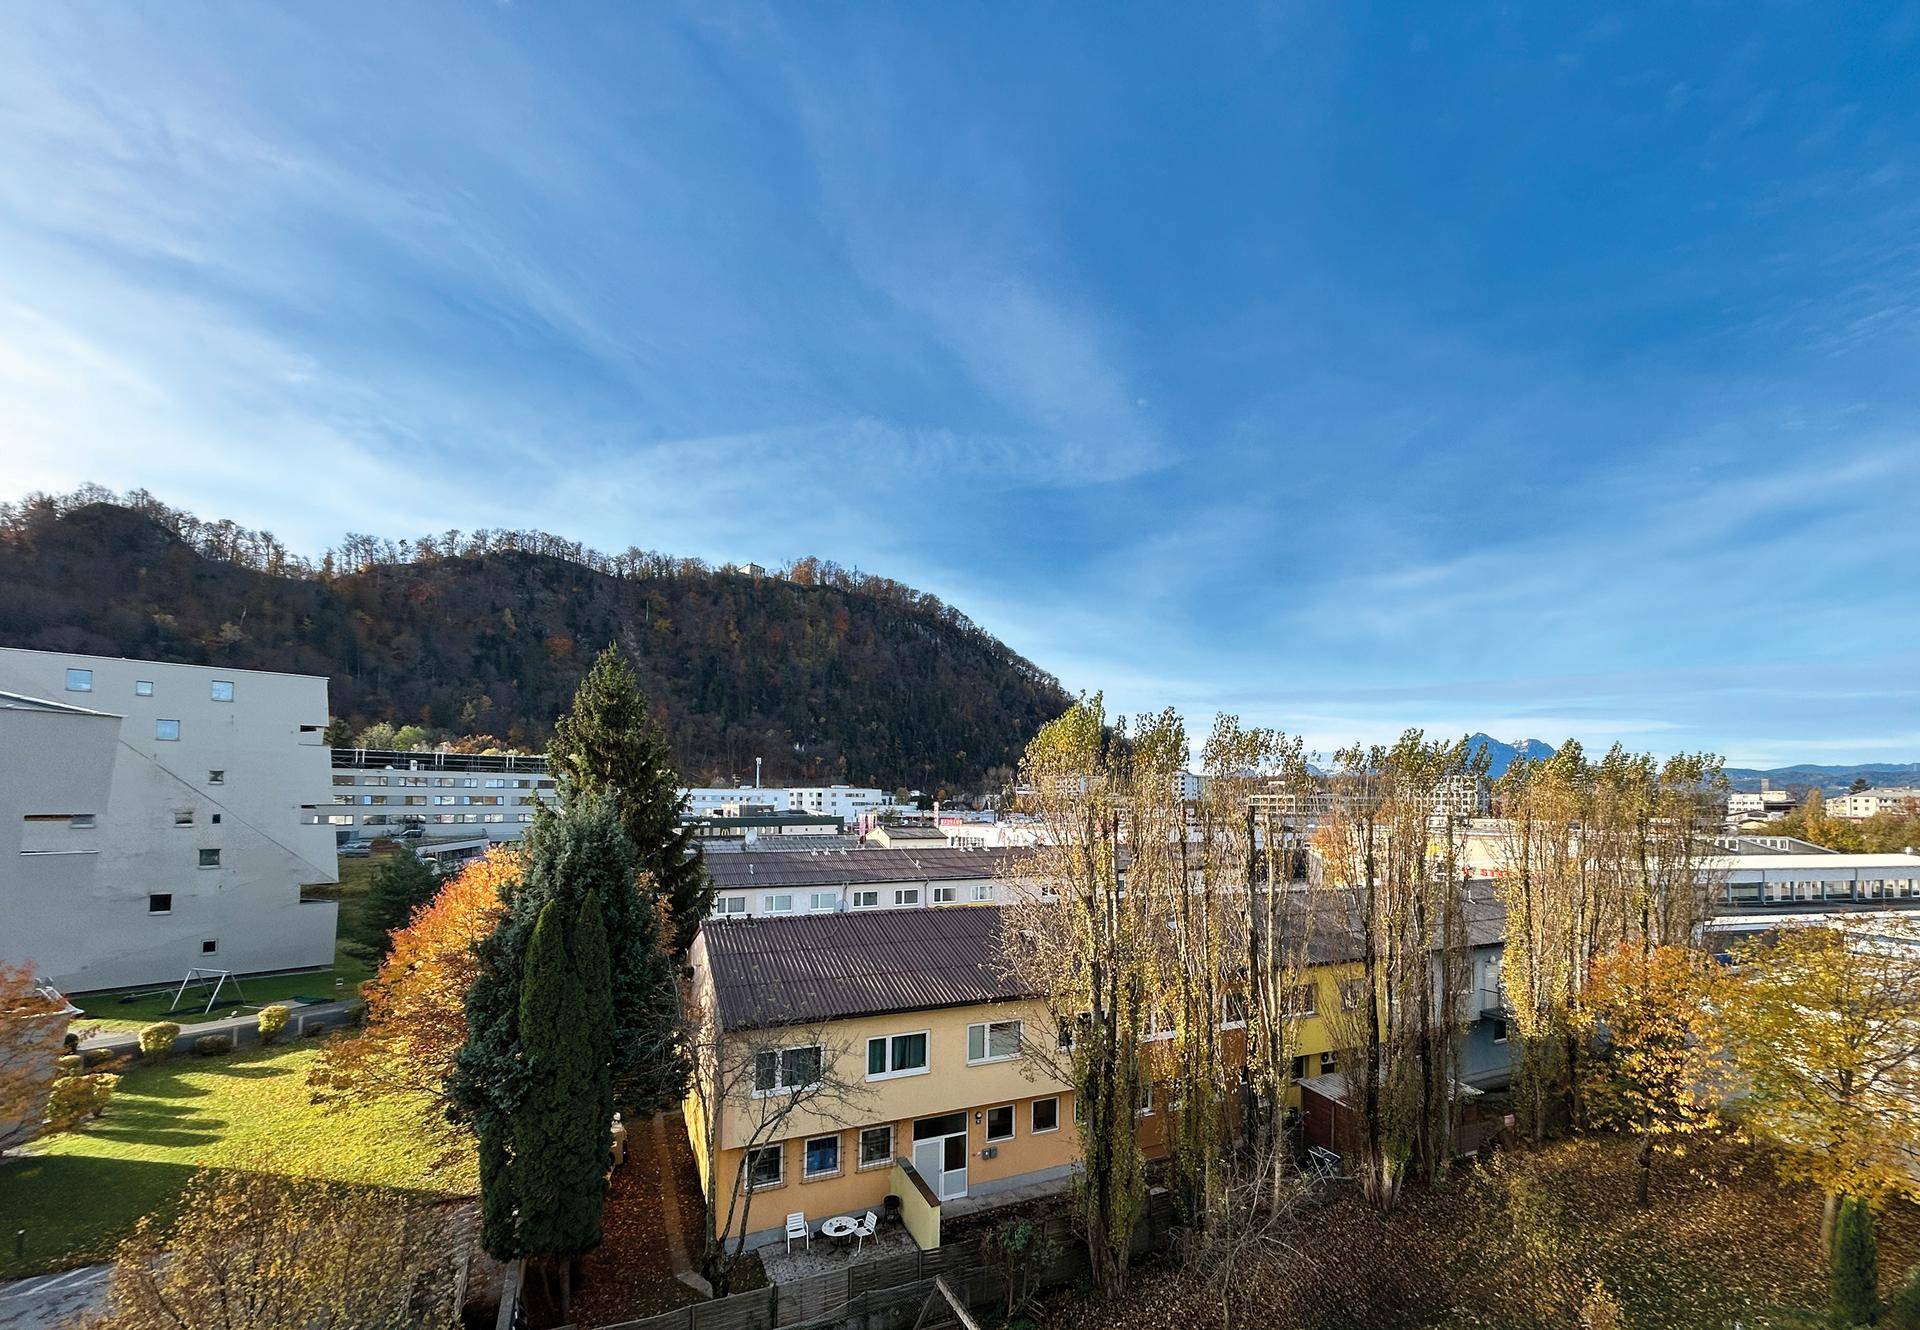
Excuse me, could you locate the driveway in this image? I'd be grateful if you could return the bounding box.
[0,1265,110,1330]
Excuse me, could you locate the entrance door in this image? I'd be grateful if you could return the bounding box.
[911,1113,969,1200]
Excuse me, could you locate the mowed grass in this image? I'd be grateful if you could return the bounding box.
[0,1039,475,1277]
[67,854,384,1031]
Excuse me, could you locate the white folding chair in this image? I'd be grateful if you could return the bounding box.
[853,1210,877,1254]
[785,1212,810,1253]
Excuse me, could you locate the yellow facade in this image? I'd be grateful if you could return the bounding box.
[686,960,1371,1244]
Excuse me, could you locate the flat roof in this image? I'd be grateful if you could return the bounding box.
[1721,853,1920,870]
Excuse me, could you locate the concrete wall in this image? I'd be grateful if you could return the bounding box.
[0,648,339,992]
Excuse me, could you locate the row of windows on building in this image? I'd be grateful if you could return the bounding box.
[742,1099,1065,1191]
[710,882,997,916]
[317,811,536,826]
[67,668,235,703]
[1727,879,1920,904]
[332,794,537,807]
[331,775,555,790]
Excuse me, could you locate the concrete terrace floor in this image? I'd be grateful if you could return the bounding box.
[757,1222,919,1284]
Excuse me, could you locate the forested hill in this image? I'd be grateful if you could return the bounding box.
[0,494,1070,791]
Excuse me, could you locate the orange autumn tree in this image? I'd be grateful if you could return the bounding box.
[1,962,73,1150]
[1579,942,1724,1205]
[309,848,517,1161]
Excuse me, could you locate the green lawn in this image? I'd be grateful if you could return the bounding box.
[0,1042,477,1277]
[68,854,386,1031]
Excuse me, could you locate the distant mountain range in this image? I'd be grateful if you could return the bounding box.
[1464,734,1558,779]
[1722,763,1920,794]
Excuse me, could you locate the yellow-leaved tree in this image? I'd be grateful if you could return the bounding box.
[1718,919,1920,1253]
[1579,941,1723,1205]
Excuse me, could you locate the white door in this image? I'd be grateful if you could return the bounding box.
[911,1133,968,1200]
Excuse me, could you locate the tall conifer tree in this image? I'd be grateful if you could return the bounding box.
[547,644,713,955]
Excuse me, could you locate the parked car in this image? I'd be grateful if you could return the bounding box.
[338,841,372,858]
[395,826,426,842]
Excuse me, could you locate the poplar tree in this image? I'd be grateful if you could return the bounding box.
[547,644,713,955]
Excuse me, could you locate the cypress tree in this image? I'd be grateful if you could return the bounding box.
[452,793,686,1263]
[547,644,713,955]
[512,900,604,1257]
[1832,1195,1881,1328]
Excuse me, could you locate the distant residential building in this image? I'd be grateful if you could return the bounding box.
[1727,786,1801,823]
[0,647,338,992]
[1173,771,1204,801]
[1825,787,1920,820]
[704,846,1026,918]
[327,747,558,843]
[683,811,845,847]
[863,822,950,849]
[682,784,904,823]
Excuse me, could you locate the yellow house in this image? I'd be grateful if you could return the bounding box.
[683,905,1376,1250]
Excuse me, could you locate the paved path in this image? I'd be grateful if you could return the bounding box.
[647,1112,711,1296]
[0,1265,111,1330]
[76,998,362,1059]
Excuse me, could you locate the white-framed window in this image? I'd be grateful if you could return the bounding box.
[65,668,93,693]
[1057,1012,1092,1051]
[1031,1096,1059,1134]
[851,889,880,909]
[970,882,992,902]
[155,719,181,741]
[985,1104,1014,1142]
[1287,983,1318,1017]
[714,895,747,916]
[967,1019,1022,1064]
[198,848,221,868]
[1138,1083,1154,1117]
[858,1124,894,1170]
[866,1031,929,1080]
[1222,992,1248,1029]
[148,893,172,914]
[209,680,234,702]
[766,894,795,914]
[932,885,959,904]
[746,1144,784,1190]
[808,891,838,913]
[134,680,154,697]
[1142,1007,1175,1042]
[894,887,921,907]
[754,1045,823,1096]
[174,809,194,826]
[803,1133,841,1179]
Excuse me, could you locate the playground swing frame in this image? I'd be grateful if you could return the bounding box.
[167,967,248,1016]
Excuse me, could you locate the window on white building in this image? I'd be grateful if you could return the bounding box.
[932,885,959,904]
[893,887,921,907]
[201,939,218,955]
[134,680,154,697]
[155,719,181,741]
[713,895,747,916]
[808,891,838,912]
[199,848,221,868]
[851,890,880,909]
[65,668,93,692]
[148,893,172,914]
[766,894,794,914]
[209,681,234,702]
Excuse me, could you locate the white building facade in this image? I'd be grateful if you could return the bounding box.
[327,748,558,843]
[1824,788,1920,819]
[0,648,338,993]
[682,783,904,822]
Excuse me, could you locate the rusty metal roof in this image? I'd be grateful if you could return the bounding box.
[699,906,1034,1031]
[704,845,1031,892]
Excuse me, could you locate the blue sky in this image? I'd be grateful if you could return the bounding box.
[3,3,1918,767]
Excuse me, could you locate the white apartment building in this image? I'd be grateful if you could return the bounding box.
[0,648,338,993]
[327,747,558,843]
[682,783,903,822]
[1824,787,1920,819]
[704,846,1029,918]
[1727,787,1800,822]
[1713,851,1920,912]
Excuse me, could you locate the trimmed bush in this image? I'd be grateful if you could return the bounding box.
[56,1054,83,1078]
[192,1034,233,1057]
[47,1072,117,1130]
[1885,1263,1920,1330]
[1831,1196,1880,1330]
[257,1004,291,1044]
[82,1046,118,1068]
[138,1022,181,1059]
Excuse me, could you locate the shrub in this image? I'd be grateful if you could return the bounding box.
[257,1004,292,1044]
[1886,1263,1920,1330]
[82,1046,118,1068]
[192,1034,233,1057]
[47,1073,118,1130]
[139,1022,181,1059]
[62,1031,80,1052]
[56,1054,83,1078]
[1831,1196,1880,1330]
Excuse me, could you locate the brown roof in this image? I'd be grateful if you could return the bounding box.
[704,846,1030,892]
[699,906,1034,1031]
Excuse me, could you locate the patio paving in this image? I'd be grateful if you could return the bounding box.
[758,1221,919,1284]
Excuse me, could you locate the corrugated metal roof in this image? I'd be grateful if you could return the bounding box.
[705,846,1031,891]
[701,906,1034,1030]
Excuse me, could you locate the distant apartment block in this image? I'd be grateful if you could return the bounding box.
[0,648,338,993]
[705,846,1027,918]
[683,784,905,823]
[1824,787,1920,819]
[326,747,558,843]
[1727,786,1800,822]
[1713,851,1920,913]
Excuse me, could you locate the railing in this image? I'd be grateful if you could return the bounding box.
[331,747,549,774]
